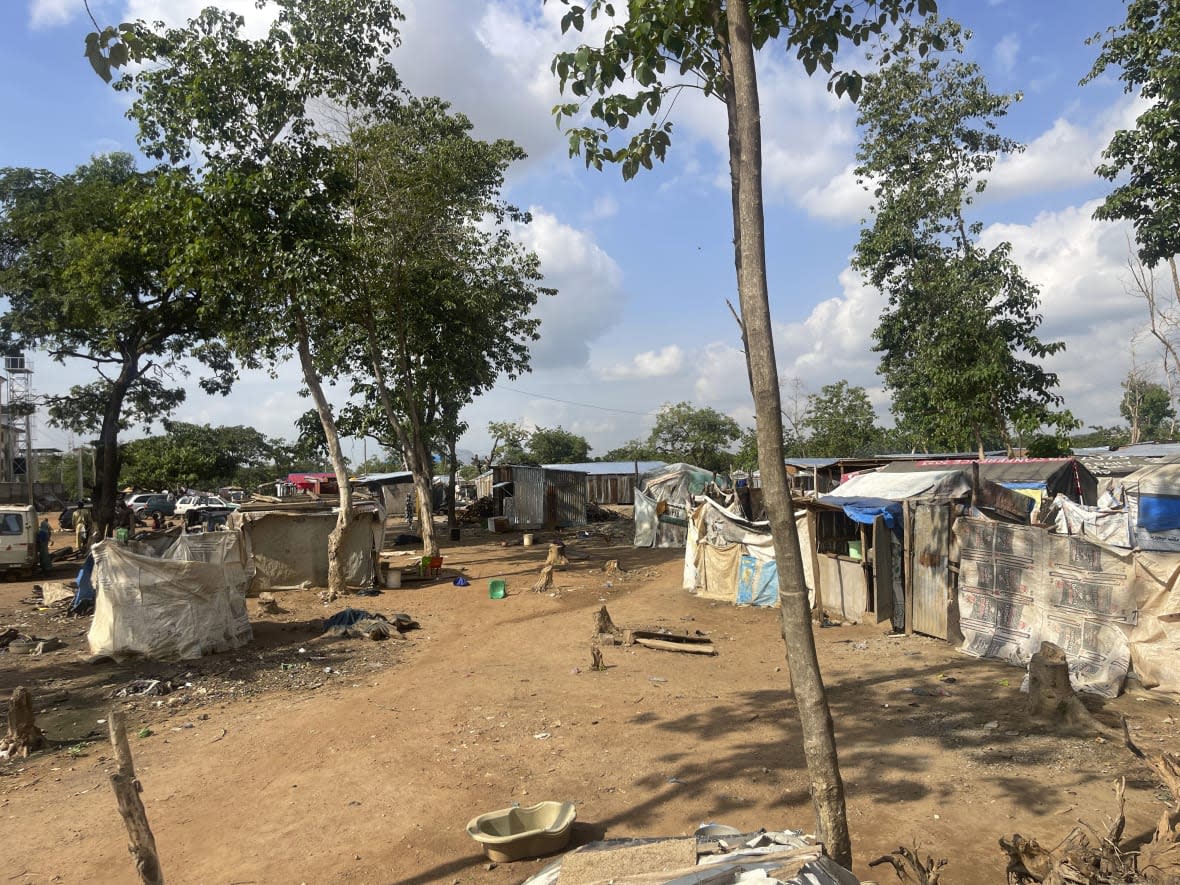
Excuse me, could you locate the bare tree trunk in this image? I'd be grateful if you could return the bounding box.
[93,360,138,541]
[725,0,851,868]
[294,306,353,600]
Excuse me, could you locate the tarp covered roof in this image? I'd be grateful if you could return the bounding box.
[825,468,971,502]
[352,471,413,485]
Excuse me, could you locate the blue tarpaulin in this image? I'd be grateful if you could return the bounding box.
[736,555,779,606]
[1136,493,1180,532]
[817,496,903,536]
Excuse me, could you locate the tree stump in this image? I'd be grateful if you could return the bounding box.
[532,565,555,593]
[604,559,625,581]
[2,687,45,758]
[544,543,568,568]
[590,645,605,671]
[1027,641,1097,729]
[593,605,619,637]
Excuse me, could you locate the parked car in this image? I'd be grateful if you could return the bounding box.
[175,494,239,516]
[128,494,175,519]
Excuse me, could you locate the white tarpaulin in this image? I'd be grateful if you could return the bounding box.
[826,469,970,501]
[955,517,1180,696]
[88,532,254,661]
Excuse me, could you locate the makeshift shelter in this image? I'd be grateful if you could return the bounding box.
[87,532,254,660]
[879,457,1098,507]
[808,469,1031,632]
[633,462,731,548]
[683,496,814,608]
[353,470,414,516]
[227,501,384,593]
[543,460,666,505]
[1124,462,1180,552]
[475,465,587,528]
[956,516,1180,696]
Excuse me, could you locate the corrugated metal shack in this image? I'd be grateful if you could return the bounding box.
[476,465,588,528]
[542,460,666,505]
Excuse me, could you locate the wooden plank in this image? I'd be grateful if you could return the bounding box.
[903,501,914,635]
[633,637,716,655]
[108,710,165,885]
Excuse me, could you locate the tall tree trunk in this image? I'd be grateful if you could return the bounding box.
[447,435,458,531]
[360,317,439,558]
[294,306,353,600]
[725,0,852,868]
[93,360,138,541]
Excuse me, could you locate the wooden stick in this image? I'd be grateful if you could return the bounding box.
[634,637,717,655]
[108,710,165,885]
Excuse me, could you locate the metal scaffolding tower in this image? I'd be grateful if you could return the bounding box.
[3,351,35,499]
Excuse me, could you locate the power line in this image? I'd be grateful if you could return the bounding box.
[492,384,659,417]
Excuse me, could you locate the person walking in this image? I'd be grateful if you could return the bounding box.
[36,518,51,574]
[73,500,93,555]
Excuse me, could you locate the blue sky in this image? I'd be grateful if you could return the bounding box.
[0,0,1149,462]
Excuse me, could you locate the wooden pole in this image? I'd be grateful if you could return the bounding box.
[108,710,165,885]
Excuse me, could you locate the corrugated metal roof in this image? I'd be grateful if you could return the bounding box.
[352,471,413,485]
[783,458,840,468]
[1109,443,1180,457]
[543,461,665,475]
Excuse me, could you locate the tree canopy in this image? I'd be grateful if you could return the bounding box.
[1121,373,1176,443]
[119,421,281,491]
[647,402,740,473]
[1086,0,1180,268]
[0,153,230,533]
[528,427,592,464]
[805,381,882,456]
[852,18,1071,456]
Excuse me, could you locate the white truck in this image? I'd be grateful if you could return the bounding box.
[0,504,37,580]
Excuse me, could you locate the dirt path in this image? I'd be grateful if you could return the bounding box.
[2,525,1177,884]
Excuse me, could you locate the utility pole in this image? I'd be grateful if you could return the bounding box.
[24,411,32,506]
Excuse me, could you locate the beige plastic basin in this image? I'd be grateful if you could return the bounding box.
[465,801,576,862]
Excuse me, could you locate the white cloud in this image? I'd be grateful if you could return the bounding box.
[587,195,619,221]
[993,33,1020,75]
[599,345,684,381]
[799,162,872,222]
[29,0,73,27]
[512,208,627,370]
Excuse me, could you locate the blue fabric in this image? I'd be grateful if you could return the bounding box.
[818,496,903,536]
[70,555,96,614]
[998,481,1047,490]
[736,555,779,607]
[324,608,384,628]
[1137,493,1180,532]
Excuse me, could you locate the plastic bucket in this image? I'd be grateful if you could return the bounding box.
[489,579,506,599]
[383,565,402,589]
[522,533,534,546]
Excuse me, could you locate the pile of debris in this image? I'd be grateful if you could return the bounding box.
[586,502,620,522]
[457,496,494,524]
[0,627,64,656]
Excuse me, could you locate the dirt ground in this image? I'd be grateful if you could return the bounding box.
[1,515,1178,885]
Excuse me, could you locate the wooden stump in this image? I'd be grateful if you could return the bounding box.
[544,543,569,568]
[593,605,619,637]
[590,645,605,671]
[1027,641,1097,729]
[532,565,555,593]
[604,559,624,581]
[2,687,45,758]
[108,710,165,885]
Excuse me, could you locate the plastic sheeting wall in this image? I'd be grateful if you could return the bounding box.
[229,510,383,593]
[88,532,253,660]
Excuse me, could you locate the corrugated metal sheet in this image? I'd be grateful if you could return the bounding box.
[585,473,637,504]
[545,468,588,527]
[510,466,546,526]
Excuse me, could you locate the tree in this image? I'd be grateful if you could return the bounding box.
[120,421,278,490]
[338,101,548,555]
[602,438,659,462]
[553,1,937,864]
[647,402,740,474]
[1121,372,1175,443]
[488,421,535,465]
[528,427,591,464]
[852,19,1072,458]
[0,155,229,536]
[1086,1,1180,270]
[805,381,881,456]
[122,0,404,599]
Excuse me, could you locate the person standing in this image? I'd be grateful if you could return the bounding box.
[404,492,415,531]
[36,518,51,574]
[74,500,93,555]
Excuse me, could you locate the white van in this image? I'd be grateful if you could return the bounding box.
[0,504,36,579]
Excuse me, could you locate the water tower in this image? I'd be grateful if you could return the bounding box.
[3,350,35,497]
